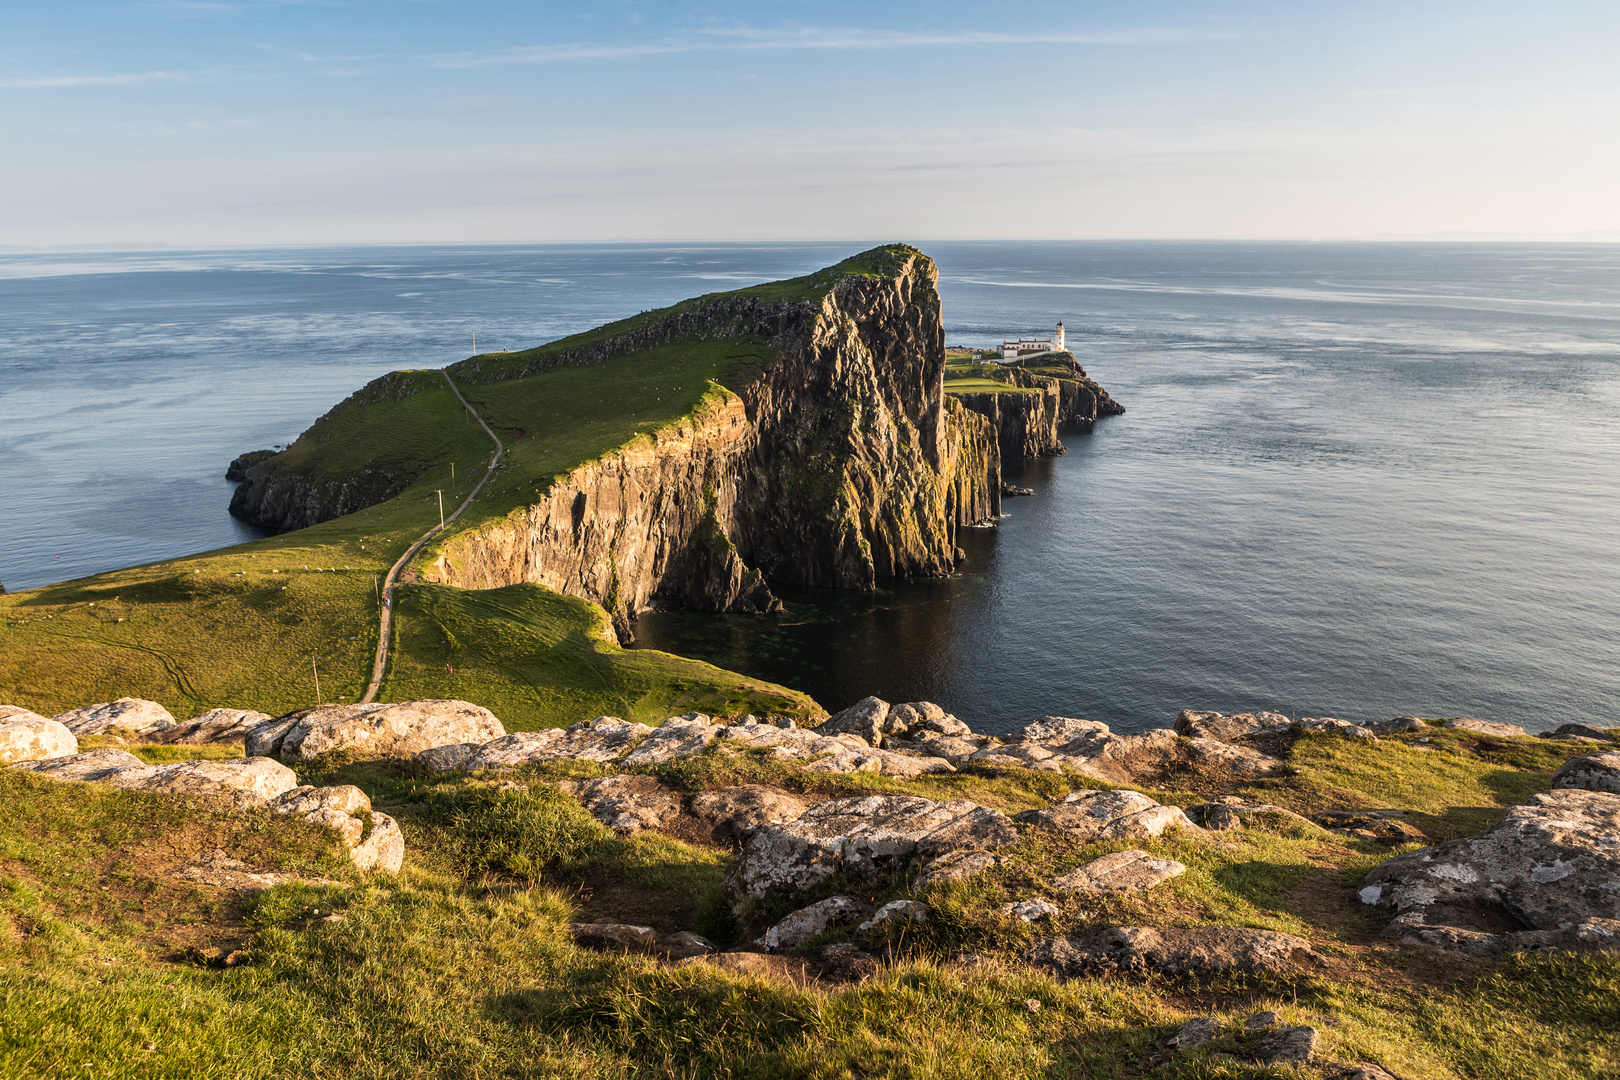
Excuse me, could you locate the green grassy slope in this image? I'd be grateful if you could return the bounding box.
[0,332,813,725]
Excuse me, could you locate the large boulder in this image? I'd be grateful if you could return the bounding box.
[724,794,1018,901]
[1017,789,1198,840]
[146,708,276,746]
[1174,710,1291,741]
[1361,788,1620,955]
[350,813,405,873]
[1028,926,1320,978]
[619,714,719,765]
[0,714,77,764]
[689,785,810,847]
[758,896,864,951]
[816,697,895,745]
[717,722,955,778]
[10,748,151,783]
[14,751,297,805]
[562,775,683,836]
[1551,753,1620,794]
[1053,850,1187,894]
[280,700,505,761]
[52,698,176,736]
[460,717,651,769]
[0,705,50,723]
[1443,718,1527,738]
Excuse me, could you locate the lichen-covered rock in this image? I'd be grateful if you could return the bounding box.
[169,849,323,891]
[659,931,718,959]
[817,697,893,745]
[1551,753,1620,794]
[689,785,810,846]
[110,756,299,804]
[1188,796,1318,832]
[52,698,176,736]
[570,923,659,951]
[914,849,1003,888]
[724,794,1017,900]
[1018,789,1198,840]
[1028,926,1320,978]
[758,896,864,951]
[1053,850,1187,893]
[146,708,276,746]
[0,706,50,724]
[564,775,683,836]
[0,714,77,764]
[1248,1026,1319,1065]
[245,716,301,757]
[1174,710,1291,741]
[281,699,505,761]
[717,722,953,778]
[1443,718,1527,738]
[619,714,718,765]
[858,899,927,932]
[10,748,150,783]
[350,813,404,873]
[1545,723,1616,741]
[1312,809,1426,844]
[273,784,371,817]
[1001,898,1059,922]
[414,742,481,772]
[1296,716,1377,740]
[1367,716,1429,735]
[465,717,651,769]
[1361,788,1620,954]
[1160,1017,1218,1052]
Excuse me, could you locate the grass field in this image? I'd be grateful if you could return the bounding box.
[2,722,1616,1078]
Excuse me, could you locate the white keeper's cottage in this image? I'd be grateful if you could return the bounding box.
[1000,322,1065,360]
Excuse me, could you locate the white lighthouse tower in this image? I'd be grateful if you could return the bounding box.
[1055,321,1065,351]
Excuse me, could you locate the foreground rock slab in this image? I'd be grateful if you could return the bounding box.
[1053,850,1187,894]
[1029,926,1320,978]
[759,896,864,951]
[1362,787,1620,956]
[1018,789,1198,839]
[146,708,276,746]
[52,698,176,737]
[0,713,77,764]
[170,849,334,891]
[724,794,1017,900]
[279,699,505,760]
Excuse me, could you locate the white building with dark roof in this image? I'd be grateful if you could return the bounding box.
[1000,322,1065,360]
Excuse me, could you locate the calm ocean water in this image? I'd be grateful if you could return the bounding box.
[3,242,1617,733]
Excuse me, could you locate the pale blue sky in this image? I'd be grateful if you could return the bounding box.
[3,1,1618,245]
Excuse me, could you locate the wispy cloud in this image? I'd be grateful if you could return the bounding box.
[0,71,183,89]
[435,23,1226,68]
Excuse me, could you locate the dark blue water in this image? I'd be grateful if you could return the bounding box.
[4,243,1618,733]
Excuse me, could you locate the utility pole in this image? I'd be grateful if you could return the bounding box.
[373,574,380,605]
[436,489,444,529]
[311,657,322,707]
[450,462,455,481]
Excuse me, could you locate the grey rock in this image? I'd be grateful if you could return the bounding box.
[1244,1010,1280,1028]
[146,708,275,746]
[1189,796,1317,832]
[245,717,300,758]
[414,742,481,773]
[913,849,1002,889]
[350,813,404,873]
[1547,723,1616,741]
[0,714,77,764]
[1160,1017,1218,1052]
[619,714,717,766]
[1183,737,1286,777]
[464,717,652,769]
[1053,850,1186,893]
[570,922,659,951]
[717,722,954,778]
[1343,1066,1402,1080]
[271,783,371,817]
[52,698,176,736]
[1174,709,1292,741]
[565,775,683,836]
[1361,788,1620,954]
[1028,926,1320,978]
[1551,752,1620,794]
[688,785,810,846]
[1297,716,1378,740]
[169,849,326,891]
[758,896,864,951]
[281,699,505,761]
[816,696,893,746]
[0,705,49,724]
[724,794,1017,900]
[1000,897,1059,921]
[1443,718,1527,738]
[1367,716,1428,735]
[1248,1025,1318,1065]
[10,748,149,783]
[1019,789,1198,840]
[858,899,928,932]
[659,930,717,959]
[1312,809,1426,844]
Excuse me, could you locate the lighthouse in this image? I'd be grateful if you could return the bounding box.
[1055,321,1065,351]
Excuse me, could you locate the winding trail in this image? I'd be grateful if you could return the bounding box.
[358,369,505,705]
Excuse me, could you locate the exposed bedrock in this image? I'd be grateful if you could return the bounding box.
[947,353,1126,463]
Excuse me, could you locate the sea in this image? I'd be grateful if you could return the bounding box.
[3,242,1617,734]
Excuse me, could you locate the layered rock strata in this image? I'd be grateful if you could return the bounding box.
[947,354,1124,462]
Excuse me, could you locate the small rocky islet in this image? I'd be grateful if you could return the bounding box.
[4,692,1618,1073]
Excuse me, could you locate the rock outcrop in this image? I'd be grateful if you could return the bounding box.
[1028,926,1321,979]
[723,794,1018,901]
[0,711,77,764]
[51,698,176,737]
[946,353,1124,462]
[261,700,506,761]
[11,750,402,871]
[146,708,277,746]
[1360,787,1620,956]
[1052,850,1187,894]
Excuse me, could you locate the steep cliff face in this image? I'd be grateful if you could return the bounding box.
[947,353,1126,463]
[424,391,778,638]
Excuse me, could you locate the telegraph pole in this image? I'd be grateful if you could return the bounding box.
[311,657,322,707]
[436,490,444,529]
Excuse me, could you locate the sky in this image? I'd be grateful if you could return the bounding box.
[3,0,1619,247]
